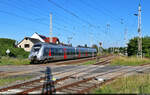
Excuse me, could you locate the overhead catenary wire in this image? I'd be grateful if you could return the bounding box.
[0,9,69,32]
[48,0,96,27]
[19,0,88,42]
[0,0,73,31]
[19,0,76,26]
[79,0,125,25]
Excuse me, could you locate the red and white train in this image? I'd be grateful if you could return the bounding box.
[29,42,97,64]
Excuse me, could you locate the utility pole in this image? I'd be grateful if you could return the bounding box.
[124,27,128,56]
[137,3,142,59]
[106,23,110,34]
[50,13,53,43]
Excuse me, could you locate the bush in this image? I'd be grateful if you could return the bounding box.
[0,38,29,58]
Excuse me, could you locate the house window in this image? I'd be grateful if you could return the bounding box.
[24,44,30,48]
[19,45,21,48]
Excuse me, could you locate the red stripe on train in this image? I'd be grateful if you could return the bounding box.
[78,49,81,58]
[86,51,88,56]
[64,48,67,59]
[49,48,51,56]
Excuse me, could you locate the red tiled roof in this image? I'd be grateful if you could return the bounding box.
[37,33,59,44]
[44,37,59,43]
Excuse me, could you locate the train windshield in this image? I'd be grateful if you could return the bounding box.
[32,44,41,52]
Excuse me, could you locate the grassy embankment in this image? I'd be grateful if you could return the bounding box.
[0,38,30,65]
[93,74,150,94]
[82,56,150,66]
[0,57,30,65]
[111,56,150,66]
[93,56,150,94]
[0,76,33,86]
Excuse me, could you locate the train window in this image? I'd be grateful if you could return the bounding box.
[61,48,64,55]
[32,44,41,52]
[55,48,59,56]
[77,50,79,55]
[70,49,72,55]
[58,48,62,56]
[43,48,49,56]
[72,49,75,55]
[67,49,69,55]
[73,50,75,55]
[69,49,71,55]
[68,49,70,55]
[51,48,54,56]
[58,48,60,56]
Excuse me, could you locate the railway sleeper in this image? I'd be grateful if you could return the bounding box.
[77,83,95,88]
[60,89,77,94]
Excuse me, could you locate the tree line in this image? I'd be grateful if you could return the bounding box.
[92,36,150,58]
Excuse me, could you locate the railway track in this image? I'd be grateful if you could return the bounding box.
[44,54,112,65]
[94,55,115,65]
[0,55,115,94]
[1,64,150,94]
[2,55,149,94]
[0,56,99,78]
[48,65,150,94]
[9,66,125,94]
[0,65,103,94]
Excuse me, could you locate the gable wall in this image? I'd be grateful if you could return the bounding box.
[31,33,45,42]
[17,39,34,52]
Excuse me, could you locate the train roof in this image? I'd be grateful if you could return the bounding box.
[34,42,96,50]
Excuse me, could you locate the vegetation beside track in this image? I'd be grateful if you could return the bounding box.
[0,76,33,86]
[111,56,150,66]
[82,60,96,65]
[0,38,29,58]
[93,74,150,94]
[0,57,30,65]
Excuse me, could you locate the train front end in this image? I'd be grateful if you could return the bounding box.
[28,43,43,63]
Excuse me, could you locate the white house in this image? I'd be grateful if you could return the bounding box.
[17,37,41,52]
[31,32,45,42]
[17,32,60,52]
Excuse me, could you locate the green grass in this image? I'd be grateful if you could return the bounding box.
[0,57,30,65]
[93,74,150,94]
[82,60,97,65]
[111,56,150,66]
[0,76,33,86]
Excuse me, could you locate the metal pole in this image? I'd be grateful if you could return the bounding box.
[50,13,53,43]
[138,4,142,59]
[124,27,128,56]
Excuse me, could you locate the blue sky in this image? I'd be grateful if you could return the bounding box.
[0,0,149,48]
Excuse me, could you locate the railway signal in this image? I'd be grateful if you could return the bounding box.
[99,42,103,55]
[6,49,10,56]
[42,67,56,94]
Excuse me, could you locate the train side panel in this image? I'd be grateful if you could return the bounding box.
[29,43,97,64]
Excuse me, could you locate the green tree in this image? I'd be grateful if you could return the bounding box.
[92,44,98,52]
[127,36,150,57]
[0,38,29,58]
